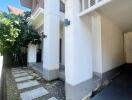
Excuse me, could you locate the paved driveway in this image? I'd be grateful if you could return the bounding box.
[92,70,132,100]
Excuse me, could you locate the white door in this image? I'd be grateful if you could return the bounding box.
[124,32,132,63]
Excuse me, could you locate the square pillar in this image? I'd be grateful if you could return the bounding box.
[91,13,103,77]
[27,44,37,66]
[0,56,3,78]
[43,0,60,81]
[65,0,93,100]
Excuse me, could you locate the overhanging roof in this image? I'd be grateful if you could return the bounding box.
[8,5,24,15]
[20,0,32,8]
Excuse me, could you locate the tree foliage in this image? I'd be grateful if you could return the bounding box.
[0,12,40,54]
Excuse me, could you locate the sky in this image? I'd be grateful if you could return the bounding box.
[0,0,30,12]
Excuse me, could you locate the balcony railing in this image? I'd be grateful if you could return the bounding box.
[31,0,44,15]
[81,0,103,11]
[80,0,111,16]
[31,1,65,15]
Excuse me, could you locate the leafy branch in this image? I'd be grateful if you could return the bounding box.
[0,12,40,54]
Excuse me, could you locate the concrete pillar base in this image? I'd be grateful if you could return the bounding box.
[43,68,59,81]
[66,78,101,100]
[27,62,35,67]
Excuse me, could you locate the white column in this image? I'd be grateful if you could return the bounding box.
[27,44,37,65]
[0,56,3,78]
[65,0,93,100]
[43,0,60,80]
[91,13,103,75]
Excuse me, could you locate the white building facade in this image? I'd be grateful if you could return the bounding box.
[21,0,132,99]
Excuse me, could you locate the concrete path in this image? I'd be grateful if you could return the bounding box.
[92,70,132,100]
[11,68,58,100]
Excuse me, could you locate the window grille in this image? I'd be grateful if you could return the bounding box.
[81,0,104,12]
[90,0,96,7]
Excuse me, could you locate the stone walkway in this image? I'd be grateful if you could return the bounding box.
[9,67,65,100]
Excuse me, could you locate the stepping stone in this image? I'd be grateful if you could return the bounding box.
[12,71,26,74]
[17,80,40,89]
[12,70,23,73]
[15,76,33,82]
[12,69,22,71]
[12,70,25,73]
[12,68,22,71]
[48,97,58,100]
[14,73,28,78]
[20,87,49,100]
[11,68,19,70]
[23,67,28,69]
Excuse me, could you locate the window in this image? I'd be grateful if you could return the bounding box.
[90,0,96,7]
[81,0,103,12]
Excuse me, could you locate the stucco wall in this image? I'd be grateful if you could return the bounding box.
[124,32,132,63]
[101,15,125,73]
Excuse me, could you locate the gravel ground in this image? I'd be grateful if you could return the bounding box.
[6,67,21,100]
[6,67,66,100]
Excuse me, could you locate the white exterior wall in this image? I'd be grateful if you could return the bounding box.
[101,15,125,73]
[87,12,125,74]
[91,13,125,74]
[27,44,37,63]
[65,0,93,86]
[124,32,132,63]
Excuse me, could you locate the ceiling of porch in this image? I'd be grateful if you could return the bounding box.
[97,0,132,32]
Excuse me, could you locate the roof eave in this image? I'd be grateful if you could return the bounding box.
[20,0,32,9]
